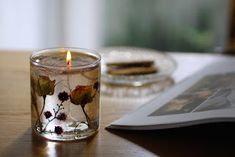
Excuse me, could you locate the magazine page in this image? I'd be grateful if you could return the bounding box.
[107,59,235,130]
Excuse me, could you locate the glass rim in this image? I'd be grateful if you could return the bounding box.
[30,47,101,71]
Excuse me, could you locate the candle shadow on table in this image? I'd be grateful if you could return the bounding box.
[107,122,235,157]
[1,128,96,157]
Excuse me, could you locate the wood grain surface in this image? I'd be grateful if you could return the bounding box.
[0,52,235,157]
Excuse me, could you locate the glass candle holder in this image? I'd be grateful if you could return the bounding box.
[30,48,100,141]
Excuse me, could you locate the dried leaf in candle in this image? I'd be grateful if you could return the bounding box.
[36,76,56,96]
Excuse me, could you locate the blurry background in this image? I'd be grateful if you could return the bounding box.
[0,0,230,52]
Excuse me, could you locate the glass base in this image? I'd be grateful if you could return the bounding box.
[33,123,98,141]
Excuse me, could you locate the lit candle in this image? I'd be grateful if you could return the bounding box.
[66,50,71,67]
[30,48,100,141]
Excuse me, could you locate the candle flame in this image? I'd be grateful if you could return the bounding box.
[66,50,71,67]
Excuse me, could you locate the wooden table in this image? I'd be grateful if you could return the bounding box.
[0,51,235,157]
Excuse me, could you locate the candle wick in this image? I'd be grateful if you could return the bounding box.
[66,50,72,68]
[67,61,71,67]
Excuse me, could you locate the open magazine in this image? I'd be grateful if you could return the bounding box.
[107,59,235,130]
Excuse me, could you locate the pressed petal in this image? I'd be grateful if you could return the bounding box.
[70,85,93,106]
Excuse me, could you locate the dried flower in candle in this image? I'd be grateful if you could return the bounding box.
[56,112,67,121]
[44,111,52,119]
[70,85,93,107]
[58,91,69,102]
[36,76,55,96]
[54,126,63,135]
